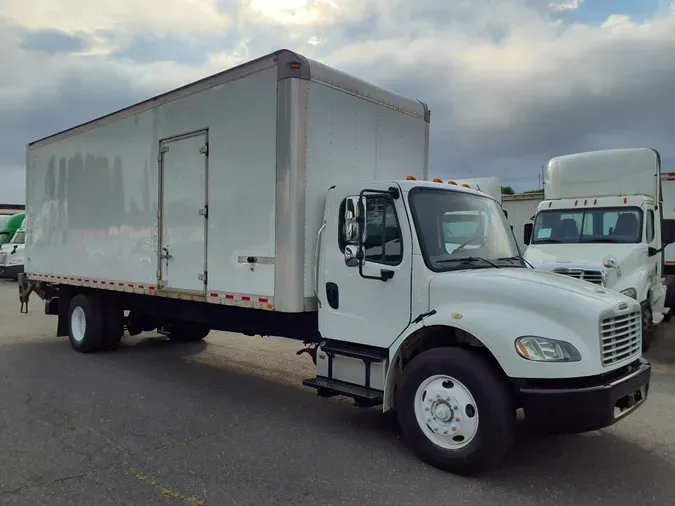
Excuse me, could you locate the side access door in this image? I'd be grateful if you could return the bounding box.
[319,184,413,348]
[157,130,209,294]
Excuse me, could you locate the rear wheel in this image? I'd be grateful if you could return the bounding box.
[395,347,515,476]
[68,294,105,353]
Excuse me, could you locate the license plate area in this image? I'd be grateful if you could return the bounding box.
[613,385,647,419]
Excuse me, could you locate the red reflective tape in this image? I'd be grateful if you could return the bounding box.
[128,284,133,287]
[259,298,268,303]
[93,280,98,284]
[138,285,144,288]
[225,294,234,300]
[241,296,251,301]
[118,283,124,286]
[210,292,219,297]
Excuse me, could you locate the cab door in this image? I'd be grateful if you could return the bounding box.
[645,204,666,314]
[318,184,413,348]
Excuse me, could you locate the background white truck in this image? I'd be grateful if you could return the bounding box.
[0,222,26,279]
[522,148,675,350]
[19,50,652,475]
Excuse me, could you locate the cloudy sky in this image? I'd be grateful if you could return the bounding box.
[1,0,674,202]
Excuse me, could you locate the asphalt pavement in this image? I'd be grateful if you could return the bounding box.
[1,278,675,505]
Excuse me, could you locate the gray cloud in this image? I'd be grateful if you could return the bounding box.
[1,1,675,202]
[19,28,90,54]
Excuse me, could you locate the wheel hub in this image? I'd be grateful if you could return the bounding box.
[414,375,479,449]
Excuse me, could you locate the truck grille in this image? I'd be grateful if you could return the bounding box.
[0,253,6,266]
[555,268,603,285]
[600,311,641,366]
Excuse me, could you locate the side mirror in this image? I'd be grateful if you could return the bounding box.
[524,223,533,245]
[503,209,508,219]
[663,219,675,246]
[344,196,367,244]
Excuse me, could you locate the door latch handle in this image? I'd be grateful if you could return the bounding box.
[160,247,172,260]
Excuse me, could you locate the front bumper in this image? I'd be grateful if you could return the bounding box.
[514,358,650,434]
[0,264,23,279]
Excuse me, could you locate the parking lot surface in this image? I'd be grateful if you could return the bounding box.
[2,278,675,505]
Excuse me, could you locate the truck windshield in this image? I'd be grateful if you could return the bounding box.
[10,231,25,244]
[0,233,8,245]
[532,207,642,244]
[409,187,523,271]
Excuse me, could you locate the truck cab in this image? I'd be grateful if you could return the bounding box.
[522,149,675,350]
[313,177,650,473]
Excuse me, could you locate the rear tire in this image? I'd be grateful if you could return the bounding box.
[395,347,515,476]
[68,294,105,353]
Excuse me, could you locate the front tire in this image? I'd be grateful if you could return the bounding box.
[395,347,515,476]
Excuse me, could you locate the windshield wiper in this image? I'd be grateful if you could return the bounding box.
[581,238,619,243]
[436,256,500,268]
[532,239,561,243]
[497,256,535,269]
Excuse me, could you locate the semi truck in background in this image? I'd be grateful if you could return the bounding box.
[0,220,26,279]
[18,50,652,475]
[0,212,24,245]
[522,148,675,350]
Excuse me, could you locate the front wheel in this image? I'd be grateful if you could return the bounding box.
[395,347,515,476]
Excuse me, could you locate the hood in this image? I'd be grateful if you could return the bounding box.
[524,243,640,269]
[429,266,635,324]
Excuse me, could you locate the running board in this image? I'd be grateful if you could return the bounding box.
[303,377,383,407]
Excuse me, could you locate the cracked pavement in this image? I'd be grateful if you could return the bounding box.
[2,279,675,505]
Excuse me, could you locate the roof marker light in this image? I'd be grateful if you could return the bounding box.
[406,175,417,181]
[433,178,443,183]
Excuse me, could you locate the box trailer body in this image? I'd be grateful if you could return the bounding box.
[502,192,544,252]
[523,148,675,349]
[20,51,652,476]
[25,50,429,324]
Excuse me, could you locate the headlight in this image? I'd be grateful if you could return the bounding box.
[515,336,581,362]
[8,258,23,266]
[620,287,637,299]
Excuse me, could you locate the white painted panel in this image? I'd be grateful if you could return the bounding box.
[26,109,159,283]
[303,81,428,299]
[200,67,278,297]
[546,148,659,200]
[26,66,278,299]
[159,132,207,292]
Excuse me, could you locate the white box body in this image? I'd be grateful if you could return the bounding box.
[24,50,430,313]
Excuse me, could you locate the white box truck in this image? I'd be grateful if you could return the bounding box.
[19,50,652,475]
[523,148,675,351]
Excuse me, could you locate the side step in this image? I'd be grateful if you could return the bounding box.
[302,377,383,407]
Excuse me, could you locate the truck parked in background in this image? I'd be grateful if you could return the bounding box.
[0,212,25,245]
[523,148,675,350]
[18,50,653,475]
[0,221,26,279]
